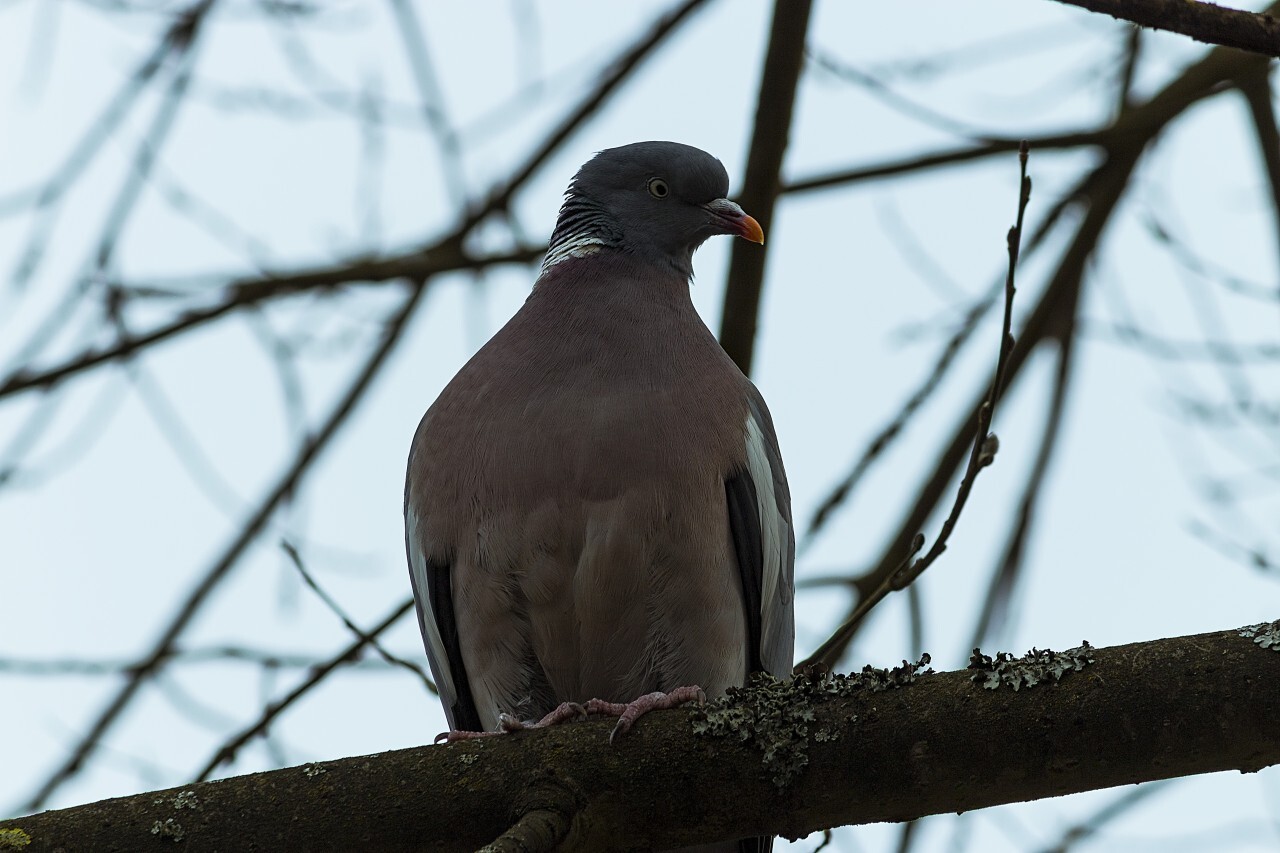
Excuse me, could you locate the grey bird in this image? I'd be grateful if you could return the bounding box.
[405,141,793,852]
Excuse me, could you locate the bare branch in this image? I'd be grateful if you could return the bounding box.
[717,0,813,374]
[1047,0,1280,57]
[781,131,1105,196]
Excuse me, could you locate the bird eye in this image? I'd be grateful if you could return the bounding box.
[647,177,669,199]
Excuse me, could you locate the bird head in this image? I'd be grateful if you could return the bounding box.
[544,141,763,278]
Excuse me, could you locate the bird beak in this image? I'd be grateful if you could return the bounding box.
[703,198,765,245]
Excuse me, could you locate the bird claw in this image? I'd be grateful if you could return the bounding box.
[434,728,500,744]
[434,689,703,745]
[583,685,706,743]
[435,702,589,744]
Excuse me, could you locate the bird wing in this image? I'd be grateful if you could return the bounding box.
[726,393,795,679]
[405,506,483,732]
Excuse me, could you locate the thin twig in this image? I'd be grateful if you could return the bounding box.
[190,598,416,782]
[280,541,435,693]
[968,319,1077,649]
[781,131,1104,196]
[800,143,1032,672]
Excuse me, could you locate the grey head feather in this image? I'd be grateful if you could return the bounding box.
[542,141,750,279]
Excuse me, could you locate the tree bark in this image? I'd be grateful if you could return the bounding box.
[4,624,1278,852]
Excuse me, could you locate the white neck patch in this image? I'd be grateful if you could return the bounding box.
[541,232,607,273]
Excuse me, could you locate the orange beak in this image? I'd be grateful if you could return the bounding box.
[704,198,765,244]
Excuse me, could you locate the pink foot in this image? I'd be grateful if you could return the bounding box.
[434,701,586,744]
[584,685,706,743]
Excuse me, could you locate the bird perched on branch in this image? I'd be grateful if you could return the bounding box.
[405,141,793,850]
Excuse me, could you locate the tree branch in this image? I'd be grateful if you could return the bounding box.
[1047,0,1280,56]
[6,624,1278,851]
[799,32,1274,670]
[13,0,716,813]
[718,0,813,374]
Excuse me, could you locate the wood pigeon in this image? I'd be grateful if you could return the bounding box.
[405,141,793,848]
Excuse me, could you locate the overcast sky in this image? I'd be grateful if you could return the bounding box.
[2,1,1278,849]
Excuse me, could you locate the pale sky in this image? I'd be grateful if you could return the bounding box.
[2,1,1278,850]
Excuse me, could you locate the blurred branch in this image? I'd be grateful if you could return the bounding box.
[1048,0,1280,56]
[459,0,710,231]
[1141,210,1280,300]
[1088,321,1280,362]
[16,0,714,812]
[7,626,1279,849]
[18,281,427,813]
[191,597,416,782]
[6,0,213,313]
[799,32,1275,671]
[807,49,999,141]
[1188,518,1278,574]
[782,130,1105,196]
[1234,65,1280,275]
[1,0,711,403]
[0,646,410,676]
[386,0,467,206]
[1036,781,1172,853]
[0,244,540,400]
[718,0,813,374]
[280,541,434,692]
[1115,25,1143,117]
[0,1,211,217]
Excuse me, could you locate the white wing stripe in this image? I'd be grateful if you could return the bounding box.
[406,506,457,711]
[745,413,788,669]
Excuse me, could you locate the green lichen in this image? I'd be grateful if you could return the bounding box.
[1239,620,1280,651]
[968,641,1094,690]
[150,818,185,842]
[302,763,327,778]
[691,655,932,789]
[153,790,201,811]
[458,752,479,766]
[0,827,32,850]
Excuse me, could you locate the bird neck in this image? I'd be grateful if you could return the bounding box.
[529,251,698,318]
[542,192,624,274]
